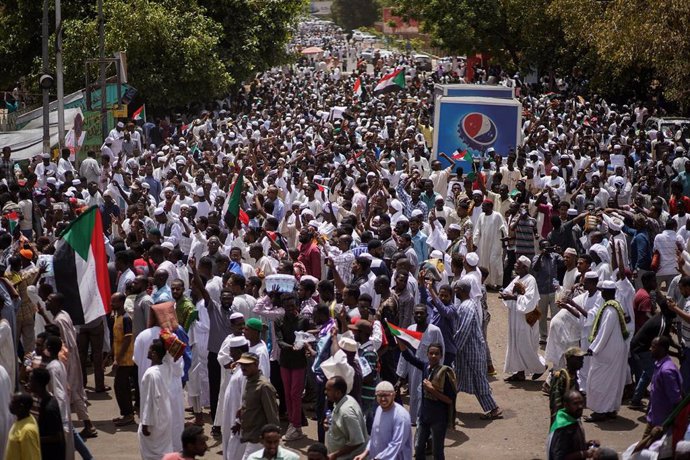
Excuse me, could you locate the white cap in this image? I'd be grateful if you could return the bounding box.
[517,255,531,266]
[472,190,483,196]
[599,280,616,290]
[117,121,125,128]
[228,336,248,347]
[153,207,165,216]
[449,223,461,231]
[608,217,623,232]
[196,188,205,197]
[430,250,444,259]
[338,337,358,353]
[564,248,577,256]
[465,252,479,266]
[229,312,244,321]
[410,209,424,218]
[584,271,599,279]
[161,242,174,250]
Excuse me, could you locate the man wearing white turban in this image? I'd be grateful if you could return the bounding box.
[500,256,545,381]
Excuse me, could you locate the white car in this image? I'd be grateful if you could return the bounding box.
[352,30,377,42]
[413,54,432,71]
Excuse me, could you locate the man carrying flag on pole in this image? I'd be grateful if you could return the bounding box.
[373,67,406,96]
[452,149,473,162]
[223,168,249,230]
[390,305,444,422]
[132,105,146,122]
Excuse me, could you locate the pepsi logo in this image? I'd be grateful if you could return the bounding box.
[458,113,498,148]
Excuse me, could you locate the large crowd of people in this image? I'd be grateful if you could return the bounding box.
[3,17,690,460]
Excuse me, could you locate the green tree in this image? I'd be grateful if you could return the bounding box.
[60,0,233,111]
[550,0,690,109]
[198,0,307,85]
[391,0,565,73]
[0,0,95,91]
[331,0,380,32]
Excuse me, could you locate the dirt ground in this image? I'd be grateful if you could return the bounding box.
[78,292,646,459]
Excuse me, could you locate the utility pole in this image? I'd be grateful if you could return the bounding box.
[56,0,65,147]
[41,0,51,154]
[99,0,108,141]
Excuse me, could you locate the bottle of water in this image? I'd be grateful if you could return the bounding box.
[325,409,333,426]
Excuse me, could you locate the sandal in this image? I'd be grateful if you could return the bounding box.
[80,427,98,438]
[504,372,525,382]
[583,412,607,423]
[480,408,504,420]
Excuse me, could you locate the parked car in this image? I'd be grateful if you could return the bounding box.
[413,53,432,71]
[645,117,690,143]
[352,30,377,42]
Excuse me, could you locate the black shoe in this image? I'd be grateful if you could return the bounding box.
[211,426,222,438]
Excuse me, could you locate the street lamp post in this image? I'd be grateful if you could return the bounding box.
[56,0,65,148]
[41,0,51,154]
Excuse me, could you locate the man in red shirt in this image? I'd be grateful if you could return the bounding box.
[669,181,690,216]
[297,226,322,279]
[633,271,657,333]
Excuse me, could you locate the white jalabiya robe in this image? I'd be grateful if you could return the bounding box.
[167,354,185,451]
[187,300,209,412]
[0,319,15,385]
[503,274,545,374]
[396,323,444,422]
[138,361,173,460]
[222,367,247,460]
[47,359,75,460]
[472,212,507,286]
[574,291,603,390]
[586,302,628,413]
[544,309,581,368]
[133,326,161,384]
[214,334,237,427]
[616,277,636,384]
[0,365,12,460]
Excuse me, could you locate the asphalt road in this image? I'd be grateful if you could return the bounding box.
[77,292,646,459]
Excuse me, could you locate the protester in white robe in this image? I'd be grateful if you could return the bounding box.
[459,253,484,319]
[133,325,162,384]
[395,304,444,422]
[0,364,12,460]
[501,256,545,380]
[585,281,629,420]
[167,352,185,451]
[221,336,250,460]
[187,298,210,422]
[546,252,583,368]
[576,273,604,391]
[0,315,15,386]
[472,200,507,287]
[138,339,173,460]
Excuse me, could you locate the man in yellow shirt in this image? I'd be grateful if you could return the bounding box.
[6,392,41,460]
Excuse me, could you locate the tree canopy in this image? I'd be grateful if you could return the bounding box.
[331,0,380,32]
[392,0,690,109]
[0,0,306,111]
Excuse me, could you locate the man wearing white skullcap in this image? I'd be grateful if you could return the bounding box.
[357,380,412,460]
[219,334,250,460]
[473,199,507,289]
[501,255,545,382]
[584,279,628,422]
